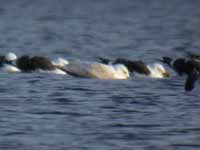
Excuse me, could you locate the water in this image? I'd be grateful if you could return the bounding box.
[0,0,200,149]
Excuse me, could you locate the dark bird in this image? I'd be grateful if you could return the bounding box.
[160,57,190,75]
[160,56,200,91]
[159,56,200,75]
[15,55,67,74]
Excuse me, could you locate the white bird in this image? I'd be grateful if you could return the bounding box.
[63,60,130,79]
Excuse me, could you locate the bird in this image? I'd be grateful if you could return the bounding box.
[160,56,200,75]
[15,55,67,75]
[98,57,170,78]
[61,60,130,79]
[159,55,200,91]
[0,52,67,75]
[159,56,194,76]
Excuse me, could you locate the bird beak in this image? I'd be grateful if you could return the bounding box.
[162,71,171,77]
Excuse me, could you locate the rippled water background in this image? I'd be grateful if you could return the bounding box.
[0,0,200,149]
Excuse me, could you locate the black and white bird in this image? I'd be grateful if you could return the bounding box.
[15,55,67,74]
[0,52,69,75]
[159,57,192,76]
[159,56,200,91]
[98,57,170,78]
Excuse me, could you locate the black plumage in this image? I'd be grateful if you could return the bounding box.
[16,55,55,72]
[98,57,150,75]
[0,55,12,67]
[185,70,199,91]
[161,57,195,76]
[161,56,200,91]
[113,58,150,75]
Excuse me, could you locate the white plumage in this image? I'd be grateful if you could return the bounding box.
[52,57,69,67]
[37,68,67,75]
[1,64,21,73]
[147,63,170,78]
[5,52,17,61]
[63,61,130,79]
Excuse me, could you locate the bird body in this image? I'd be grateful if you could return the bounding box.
[63,60,129,79]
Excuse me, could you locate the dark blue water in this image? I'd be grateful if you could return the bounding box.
[0,0,200,150]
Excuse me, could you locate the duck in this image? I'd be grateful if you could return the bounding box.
[160,56,200,75]
[15,55,67,75]
[159,56,200,91]
[61,60,130,79]
[0,52,68,75]
[159,57,191,76]
[98,57,170,78]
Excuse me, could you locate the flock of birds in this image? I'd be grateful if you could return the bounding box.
[0,52,200,92]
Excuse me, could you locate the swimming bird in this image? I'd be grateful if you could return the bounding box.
[159,57,190,75]
[98,57,170,78]
[16,55,67,75]
[62,60,130,79]
[160,56,200,91]
[160,56,200,76]
[0,53,66,74]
